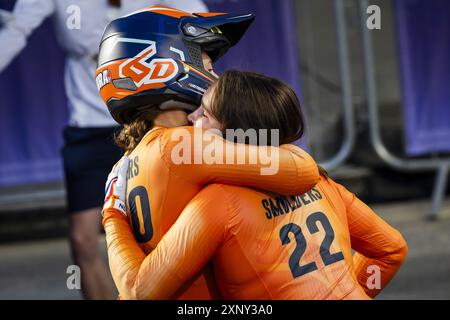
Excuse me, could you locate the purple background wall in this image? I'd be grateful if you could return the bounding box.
[0,0,68,186]
[395,0,450,156]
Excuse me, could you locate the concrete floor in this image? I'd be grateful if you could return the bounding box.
[373,199,450,300]
[0,198,449,300]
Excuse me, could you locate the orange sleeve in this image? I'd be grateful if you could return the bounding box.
[102,185,228,300]
[331,180,408,298]
[101,209,146,299]
[159,127,319,195]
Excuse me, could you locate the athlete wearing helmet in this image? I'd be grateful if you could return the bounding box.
[104,70,407,300]
[97,6,320,299]
[96,5,255,124]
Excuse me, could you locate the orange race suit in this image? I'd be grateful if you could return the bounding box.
[103,173,407,300]
[103,125,319,299]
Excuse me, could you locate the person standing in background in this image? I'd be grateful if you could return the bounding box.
[0,0,208,300]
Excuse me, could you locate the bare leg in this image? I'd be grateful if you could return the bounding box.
[69,207,115,300]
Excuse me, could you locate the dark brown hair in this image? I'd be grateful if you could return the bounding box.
[209,70,304,145]
[115,108,163,153]
[210,70,329,177]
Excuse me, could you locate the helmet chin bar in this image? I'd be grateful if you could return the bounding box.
[159,99,198,113]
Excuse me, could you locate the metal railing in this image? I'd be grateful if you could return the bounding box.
[359,0,450,219]
[0,182,66,212]
[319,0,356,171]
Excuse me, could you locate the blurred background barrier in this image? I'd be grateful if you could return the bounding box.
[359,0,450,218]
[0,0,67,187]
[395,0,450,156]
